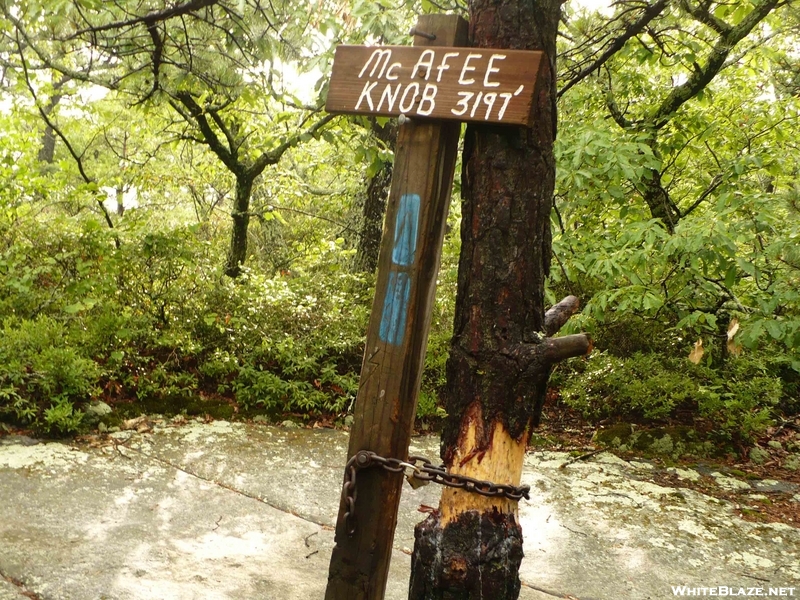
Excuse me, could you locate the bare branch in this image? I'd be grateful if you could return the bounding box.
[250,112,337,177]
[207,109,239,159]
[679,0,731,35]
[66,0,221,39]
[604,67,633,128]
[251,205,356,232]
[651,0,783,128]
[1,9,117,88]
[542,334,593,364]
[559,0,671,99]
[680,174,724,218]
[504,333,592,372]
[14,33,118,240]
[172,91,238,173]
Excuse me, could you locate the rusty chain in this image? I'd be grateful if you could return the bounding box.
[341,450,530,536]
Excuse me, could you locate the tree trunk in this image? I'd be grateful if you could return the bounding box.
[640,165,681,233]
[225,176,253,277]
[115,185,125,217]
[36,77,67,166]
[355,161,392,273]
[409,1,588,597]
[38,124,57,164]
[355,120,397,273]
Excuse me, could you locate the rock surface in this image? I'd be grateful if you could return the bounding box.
[0,422,797,600]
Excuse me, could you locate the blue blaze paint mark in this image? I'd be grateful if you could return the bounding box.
[379,271,411,346]
[377,193,420,346]
[391,194,420,267]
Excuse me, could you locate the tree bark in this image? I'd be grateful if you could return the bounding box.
[38,124,57,164]
[409,1,589,598]
[225,176,253,277]
[640,165,681,233]
[36,76,68,165]
[355,119,397,273]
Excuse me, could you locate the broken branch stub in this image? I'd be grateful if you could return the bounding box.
[533,295,591,365]
[543,334,593,364]
[544,294,581,336]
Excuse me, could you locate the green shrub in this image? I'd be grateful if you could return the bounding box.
[0,316,98,434]
[558,351,784,444]
[218,268,365,414]
[697,355,784,444]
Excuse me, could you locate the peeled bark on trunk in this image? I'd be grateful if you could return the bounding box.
[409,1,590,598]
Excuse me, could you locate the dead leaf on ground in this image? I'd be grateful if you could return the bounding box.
[122,416,150,432]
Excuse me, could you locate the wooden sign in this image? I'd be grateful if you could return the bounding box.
[326,45,543,126]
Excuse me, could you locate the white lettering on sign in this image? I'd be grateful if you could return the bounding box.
[355,80,378,110]
[417,84,438,116]
[378,83,402,111]
[451,83,524,120]
[386,62,401,81]
[436,52,460,82]
[411,49,435,80]
[359,49,393,79]
[484,55,505,87]
[458,53,482,85]
[399,82,420,113]
[482,92,497,119]
[332,47,538,122]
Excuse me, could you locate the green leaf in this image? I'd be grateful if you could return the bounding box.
[724,266,737,289]
[764,319,783,340]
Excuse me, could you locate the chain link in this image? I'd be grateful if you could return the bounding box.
[340,450,530,536]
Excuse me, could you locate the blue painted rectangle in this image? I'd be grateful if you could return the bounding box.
[391,193,420,267]
[379,271,411,346]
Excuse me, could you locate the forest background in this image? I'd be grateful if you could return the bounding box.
[0,0,798,458]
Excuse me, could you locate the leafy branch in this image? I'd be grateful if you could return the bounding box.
[13,30,118,244]
[66,0,221,39]
[650,0,785,128]
[558,0,671,99]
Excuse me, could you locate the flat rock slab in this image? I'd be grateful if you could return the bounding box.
[0,421,797,600]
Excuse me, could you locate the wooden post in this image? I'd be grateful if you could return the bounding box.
[324,14,468,600]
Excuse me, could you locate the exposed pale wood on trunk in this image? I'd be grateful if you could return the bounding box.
[439,403,529,525]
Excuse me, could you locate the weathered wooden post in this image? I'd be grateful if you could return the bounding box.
[323,13,549,599]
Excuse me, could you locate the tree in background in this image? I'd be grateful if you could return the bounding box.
[353,117,396,273]
[552,0,798,370]
[3,0,341,275]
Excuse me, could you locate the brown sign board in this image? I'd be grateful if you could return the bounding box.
[325,45,543,126]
